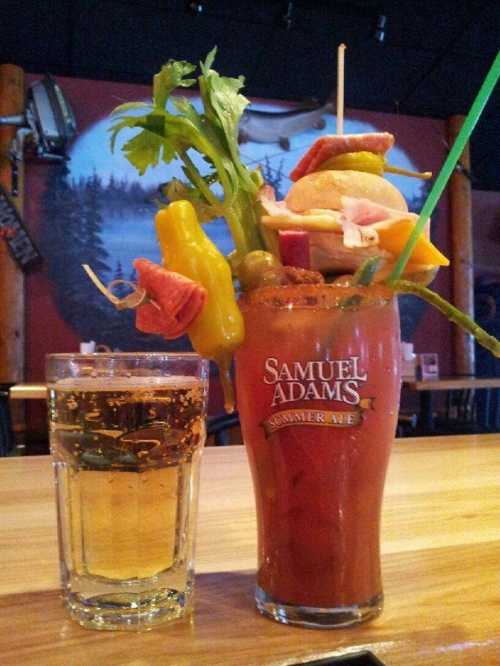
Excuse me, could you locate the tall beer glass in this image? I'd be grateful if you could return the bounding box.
[235,284,401,628]
[47,353,208,630]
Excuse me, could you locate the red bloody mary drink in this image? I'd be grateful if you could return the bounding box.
[235,283,401,628]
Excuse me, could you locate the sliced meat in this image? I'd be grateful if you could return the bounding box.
[278,230,310,269]
[309,232,391,274]
[341,196,399,226]
[340,195,419,248]
[290,132,395,181]
[136,302,183,338]
[259,185,418,249]
[259,184,342,231]
[134,258,207,340]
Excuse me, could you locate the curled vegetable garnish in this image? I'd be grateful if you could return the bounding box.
[82,264,159,311]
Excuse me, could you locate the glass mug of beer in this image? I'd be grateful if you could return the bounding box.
[236,284,401,628]
[46,353,208,630]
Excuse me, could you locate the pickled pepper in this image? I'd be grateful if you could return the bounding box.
[318,151,431,180]
[155,200,244,411]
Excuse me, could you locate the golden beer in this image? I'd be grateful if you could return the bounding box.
[47,354,208,630]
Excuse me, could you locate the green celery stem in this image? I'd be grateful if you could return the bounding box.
[179,151,219,208]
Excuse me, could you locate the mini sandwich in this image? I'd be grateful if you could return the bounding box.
[259,132,449,281]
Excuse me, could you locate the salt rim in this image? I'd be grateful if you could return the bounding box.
[241,282,394,310]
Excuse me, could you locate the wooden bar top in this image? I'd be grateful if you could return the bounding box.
[8,383,47,400]
[1,434,499,665]
[403,376,500,391]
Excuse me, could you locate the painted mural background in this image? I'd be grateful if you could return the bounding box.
[25,74,453,411]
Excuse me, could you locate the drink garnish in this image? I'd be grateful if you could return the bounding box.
[82,47,499,398]
[133,258,208,339]
[109,47,264,260]
[82,260,208,339]
[259,169,446,282]
[237,250,283,291]
[82,263,157,311]
[317,151,432,180]
[393,280,500,357]
[278,230,310,270]
[155,200,244,412]
[290,133,394,181]
[352,256,381,286]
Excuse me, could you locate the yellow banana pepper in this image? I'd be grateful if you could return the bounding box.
[155,200,244,412]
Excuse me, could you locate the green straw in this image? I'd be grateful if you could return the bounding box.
[388,51,500,285]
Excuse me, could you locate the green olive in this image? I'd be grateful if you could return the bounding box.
[238,251,282,291]
[259,267,288,287]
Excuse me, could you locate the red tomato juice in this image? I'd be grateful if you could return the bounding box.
[235,284,401,612]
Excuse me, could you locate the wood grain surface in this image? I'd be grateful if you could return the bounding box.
[9,383,47,400]
[1,434,499,665]
[403,377,500,391]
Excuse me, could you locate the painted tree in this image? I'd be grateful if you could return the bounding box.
[40,168,191,352]
[40,163,86,320]
[260,156,286,200]
[40,165,112,338]
[111,260,129,299]
[80,173,109,276]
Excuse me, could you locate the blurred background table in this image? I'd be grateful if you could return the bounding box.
[403,376,500,435]
[1,434,499,665]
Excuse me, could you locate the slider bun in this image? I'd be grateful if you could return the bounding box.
[285,170,408,214]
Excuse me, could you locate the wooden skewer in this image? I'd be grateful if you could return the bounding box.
[82,264,160,311]
[336,43,346,135]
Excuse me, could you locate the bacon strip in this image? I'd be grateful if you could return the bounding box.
[134,258,207,340]
[290,132,395,181]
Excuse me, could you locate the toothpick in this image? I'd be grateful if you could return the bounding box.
[336,43,346,135]
[82,264,159,311]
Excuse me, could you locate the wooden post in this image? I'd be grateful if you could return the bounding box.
[0,64,25,384]
[448,114,475,376]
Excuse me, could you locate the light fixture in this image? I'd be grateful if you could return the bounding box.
[0,74,77,194]
[374,14,386,43]
[282,1,294,30]
[185,1,204,16]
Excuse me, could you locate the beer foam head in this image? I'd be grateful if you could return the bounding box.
[50,375,204,392]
